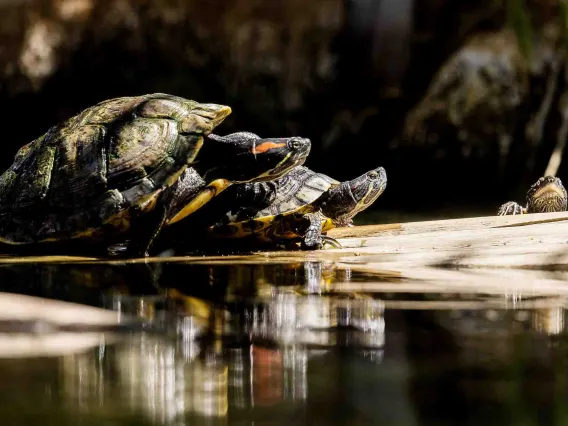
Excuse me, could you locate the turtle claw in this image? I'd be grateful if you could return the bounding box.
[497,201,526,216]
[300,211,343,250]
[322,236,343,249]
[301,235,342,250]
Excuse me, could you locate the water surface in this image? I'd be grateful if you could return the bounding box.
[0,259,566,426]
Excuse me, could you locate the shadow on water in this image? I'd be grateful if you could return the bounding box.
[0,260,568,425]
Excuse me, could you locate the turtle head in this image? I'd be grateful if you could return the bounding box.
[320,167,387,226]
[197,132,311,183]
[526,176,567,213]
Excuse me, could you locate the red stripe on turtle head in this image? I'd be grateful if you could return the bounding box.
[250,141,286,154]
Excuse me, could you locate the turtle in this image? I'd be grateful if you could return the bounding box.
[498,176,567,215]
[206,165,387,250]
[0,93,311,256]
[162,131,311,226]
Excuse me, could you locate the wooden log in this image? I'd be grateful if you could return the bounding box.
[328,211,568,239]
[326,212,568,269]
[0,212,567,272]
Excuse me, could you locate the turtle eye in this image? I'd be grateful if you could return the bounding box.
[288,139,303,150]
[367,171,379,179]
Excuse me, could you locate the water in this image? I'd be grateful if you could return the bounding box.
[0,260,567,426]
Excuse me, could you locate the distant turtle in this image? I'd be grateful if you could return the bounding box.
[0,94,310,256]
[498,176,567,215]
[208,166,387,250]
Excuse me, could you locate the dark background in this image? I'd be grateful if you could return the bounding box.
[0,0,564,217]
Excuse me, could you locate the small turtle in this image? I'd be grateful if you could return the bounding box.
[498,176,567,215]
[0,94,310,256]
[163,131,310,227]
[207,166,387,250]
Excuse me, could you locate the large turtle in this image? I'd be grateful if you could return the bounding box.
[498,176,567,215]
[0,94,311,256]
[205,166,387,250]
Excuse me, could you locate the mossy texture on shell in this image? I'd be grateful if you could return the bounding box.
[0,93,231,245]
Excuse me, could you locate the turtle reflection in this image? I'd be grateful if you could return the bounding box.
[60,261,385,422]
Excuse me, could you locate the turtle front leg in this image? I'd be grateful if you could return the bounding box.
[497,201,527,216]
[301,212,327,250]
[321,235,343,249]
[125,193,169,258]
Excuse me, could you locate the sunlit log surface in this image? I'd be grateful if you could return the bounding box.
[328,211,568,269]
[1,212,568,269]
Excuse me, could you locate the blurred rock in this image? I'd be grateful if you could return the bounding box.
[402,29,529,161]
[399,20,565,198]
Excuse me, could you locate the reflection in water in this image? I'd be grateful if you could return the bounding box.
[532,307,564,334]
[62,335,228,424]
[2,260,568,425]
[240,292,385,349]
[52,260,385,424]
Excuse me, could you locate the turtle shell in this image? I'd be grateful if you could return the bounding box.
[215,166,338,239]
[0,93,231,244]
[255,166,338,218]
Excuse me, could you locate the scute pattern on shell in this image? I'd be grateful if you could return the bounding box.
[213,166,338,242]
[256,166,338,218]
[0,93,231,244]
